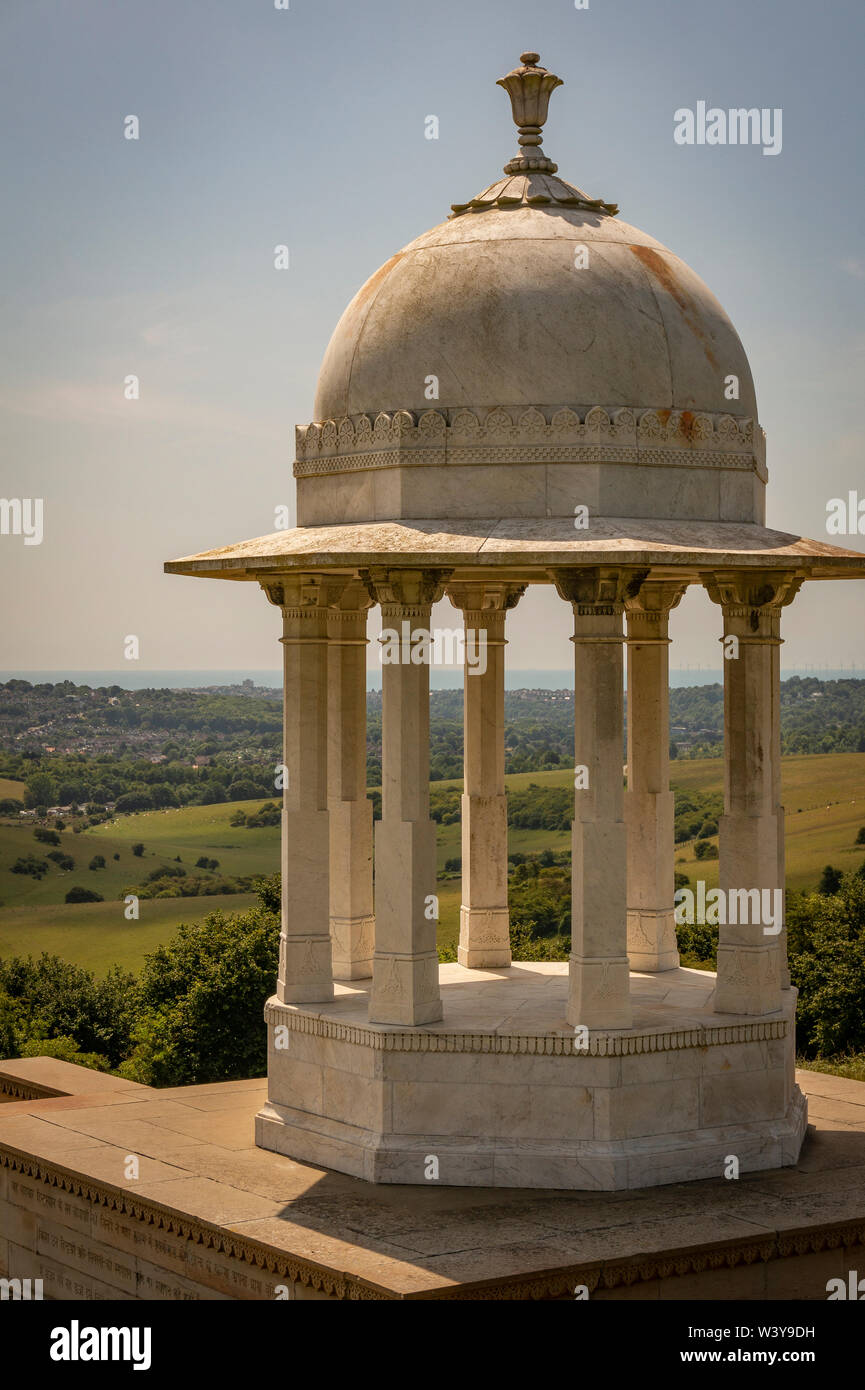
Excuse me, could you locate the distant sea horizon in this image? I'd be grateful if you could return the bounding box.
[3,668,865,692]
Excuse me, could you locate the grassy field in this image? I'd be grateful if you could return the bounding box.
[0,893,259,975]
[671,753,865,891]
[0,778,25,801]
[0,753,862,973]
[0,800,280,911]
[0,797,279,975]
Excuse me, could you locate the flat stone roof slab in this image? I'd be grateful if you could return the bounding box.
[2,1057,865,1299]
[165,518,865,583]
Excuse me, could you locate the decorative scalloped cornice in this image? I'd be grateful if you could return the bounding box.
[294,406,766,481]
[263,999,788,1055]
[450,171,618,219]
[0,1077,64,1101]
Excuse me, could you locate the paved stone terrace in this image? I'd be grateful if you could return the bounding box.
[306,961,724,1035]
[1,1056,865,1299]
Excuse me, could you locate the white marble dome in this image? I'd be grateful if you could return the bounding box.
[296,54,765,528]
[314,206,756,423]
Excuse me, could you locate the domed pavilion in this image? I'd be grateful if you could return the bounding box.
[167,53,865,1189]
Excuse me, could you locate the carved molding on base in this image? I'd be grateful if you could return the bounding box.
[295,405,765,480]
[263,998,789,1056]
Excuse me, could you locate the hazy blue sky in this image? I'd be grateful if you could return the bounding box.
[1,0,863,674]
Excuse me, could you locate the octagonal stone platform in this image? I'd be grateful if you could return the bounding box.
[256,963,807,1190]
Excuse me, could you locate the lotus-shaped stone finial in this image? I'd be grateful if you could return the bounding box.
[496,52,563,174]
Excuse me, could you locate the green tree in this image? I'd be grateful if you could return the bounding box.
[790,875,865,1056]
[0,954,137,1067]
[817,864,844,895]
[694,839,719,860]
[24,772,56,808]
[226,778,260,802]
[47,851,74,870]
[119,883,280,1087]
[18,1036,111,1071]
[11,854,49,879]
[150,783,178,809]
[115,791,154,813]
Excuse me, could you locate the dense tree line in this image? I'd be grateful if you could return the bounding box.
[0,877,281,1084]
[668,677,865,758]
[5,859,865,1081]
[3,678,865,823]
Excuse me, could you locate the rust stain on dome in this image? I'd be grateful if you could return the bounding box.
[352,253,404,312]
[628,244,719,371]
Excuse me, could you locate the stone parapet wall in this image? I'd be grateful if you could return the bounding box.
[0,1149,342,1301]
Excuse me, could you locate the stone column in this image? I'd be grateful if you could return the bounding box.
[773,632,792,993]
[447,582,526,969]
[363,567,452,1025]
[624,582,687,972]
[554,568,644,1029]
[328,581,375,980]
[262,574,347,1004]
[703,571,802,1015]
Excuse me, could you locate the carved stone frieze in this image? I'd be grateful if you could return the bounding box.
[263,998,789,1056]
[260,573,350,617]
[294,405,765,479]
[446,581,527,616]
[361,566,453,610]
[702,570,804,636]
[552,566,649,610]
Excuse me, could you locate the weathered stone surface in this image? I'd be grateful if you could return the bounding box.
[0,1057,862,1300]
[256,963,807,1189]
[165,516,865,583]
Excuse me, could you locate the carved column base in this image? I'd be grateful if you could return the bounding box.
[714,943,782,1016]
[278,936,334,1005]
[627,908,680,973]
[369,952,443,1026]
[331,916,375,980]
[372,817,441,1024]
[566,954,632,1030]
[458,907,511,969]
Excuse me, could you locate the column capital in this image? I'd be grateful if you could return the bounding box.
[446,581,527,618]
[624,579,689,618]
[330,577,376,614]
[361,566,453,612]
[625,580,688,644]
[260,572,351,616]
[701,569,803,630]
[326,578,375,645]
[552,565,649,614]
